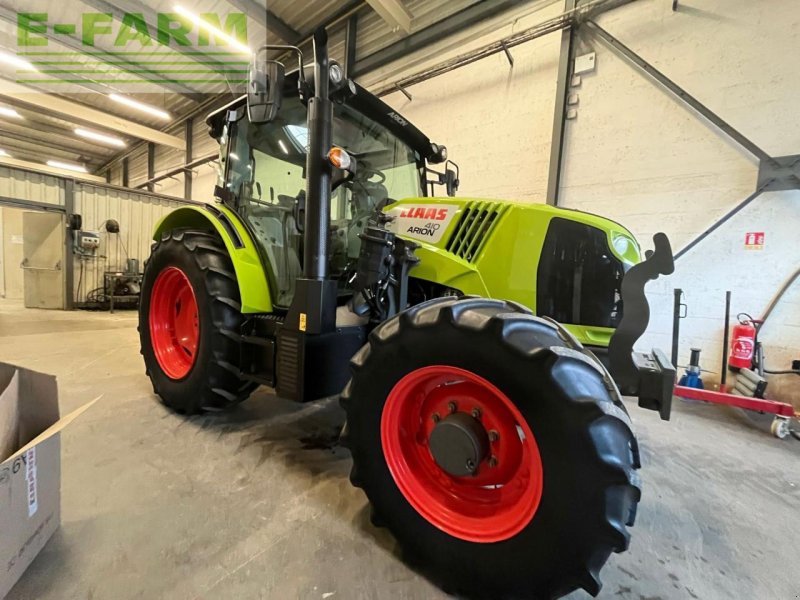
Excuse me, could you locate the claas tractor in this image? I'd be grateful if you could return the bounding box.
[139,29,675,600]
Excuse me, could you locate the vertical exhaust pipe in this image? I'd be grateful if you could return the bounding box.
[303,28,333,280]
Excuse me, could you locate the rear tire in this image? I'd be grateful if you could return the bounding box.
[139,229,255,413]
[341,297,641,599]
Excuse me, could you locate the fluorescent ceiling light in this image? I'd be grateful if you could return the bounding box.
[0,51,36,71]
[75,128,126,147]
[0,106,22,119]
[173,6,252,55]
[108,94,171,120]
[47,160,87,173]
[0,149,9,157]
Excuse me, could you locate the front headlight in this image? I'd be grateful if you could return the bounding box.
[612,235,630,256]
[611,233,640,266]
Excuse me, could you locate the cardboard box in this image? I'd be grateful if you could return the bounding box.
[0,363,96,599]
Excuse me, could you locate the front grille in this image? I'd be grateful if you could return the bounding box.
[536,217,625,328]
[445,201,507,262]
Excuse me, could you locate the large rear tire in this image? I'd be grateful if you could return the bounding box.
[139,229,255,413]
[341,297,641,599]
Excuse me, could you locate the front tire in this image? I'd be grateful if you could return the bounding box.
[139,229,255,413]
[341,297,641,599]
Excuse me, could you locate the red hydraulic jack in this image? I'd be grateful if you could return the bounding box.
[671,289,797,439]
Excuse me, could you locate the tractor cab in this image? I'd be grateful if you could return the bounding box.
[207,65,453,308]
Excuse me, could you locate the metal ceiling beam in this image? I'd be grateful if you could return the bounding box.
[265,10,301,42]
[97,92,228,175]
[225,0,301,42]
[365,0,413,33]
[0,7,203,103]
[0,118,116,160]
[0,78,185,149]
[352,0,520,77]
[0,133,112,162]
[371,4,572,96]
[0,155,106,182]
[274,1,364,65]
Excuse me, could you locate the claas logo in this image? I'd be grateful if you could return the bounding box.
[399,207,449,220]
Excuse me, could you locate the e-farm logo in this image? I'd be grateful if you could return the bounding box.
[13,9,251,88]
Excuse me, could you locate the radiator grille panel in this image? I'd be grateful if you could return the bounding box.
[445,202,507,262]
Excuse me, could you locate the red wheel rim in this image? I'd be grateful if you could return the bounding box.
[148,267,199,380]
[381,365,543,543]
[381,365,542,543]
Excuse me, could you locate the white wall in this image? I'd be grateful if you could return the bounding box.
[377,2,565,202]
[558,0,800,404]
[365,0,800,405]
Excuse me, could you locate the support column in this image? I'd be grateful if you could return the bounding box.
[64,179,75,309]
[184,118,194,200]
[147,142,156,192]
[546,0,576,206]
[122,157,129,188]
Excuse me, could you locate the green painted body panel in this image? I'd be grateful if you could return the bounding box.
[152,205,273,313]
[153,196,638,346]
[385,198,641,346]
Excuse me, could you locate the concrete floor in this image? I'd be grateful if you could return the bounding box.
[0,299,798,600]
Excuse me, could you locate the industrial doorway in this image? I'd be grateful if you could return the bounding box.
[21,211,65,309]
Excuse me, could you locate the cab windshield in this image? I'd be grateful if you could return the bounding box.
[223,96,423,307]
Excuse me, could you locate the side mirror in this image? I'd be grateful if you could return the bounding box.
[248,56,285,124]
[445,165,459,197]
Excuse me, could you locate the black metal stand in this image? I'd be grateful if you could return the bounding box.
[721,290,731,391]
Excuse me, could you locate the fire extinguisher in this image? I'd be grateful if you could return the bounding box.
[728,314,758,370]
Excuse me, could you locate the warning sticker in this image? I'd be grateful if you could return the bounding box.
[386,204,460,244]
[744,232,765,250]
[25,447,37,517]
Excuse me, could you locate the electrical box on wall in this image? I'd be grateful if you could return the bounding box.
[574,52,596,74]
[76,231,100,251]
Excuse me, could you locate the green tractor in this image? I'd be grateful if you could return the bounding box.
[139,30,675,599]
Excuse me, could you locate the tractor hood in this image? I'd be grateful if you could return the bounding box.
[384,197,640,265]
[383,197,642,347]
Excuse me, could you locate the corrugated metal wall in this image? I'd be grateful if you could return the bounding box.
[0,166,65,206]
[73,184,185,303]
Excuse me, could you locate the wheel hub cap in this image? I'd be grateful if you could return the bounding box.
[429,412,489,476]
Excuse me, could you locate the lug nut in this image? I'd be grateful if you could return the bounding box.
[466,459,476,472]
[488,456,498,468]
[489,430,499,442]
[431,413,441,423]
[471,407,481,419]
[447,401,457,413]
